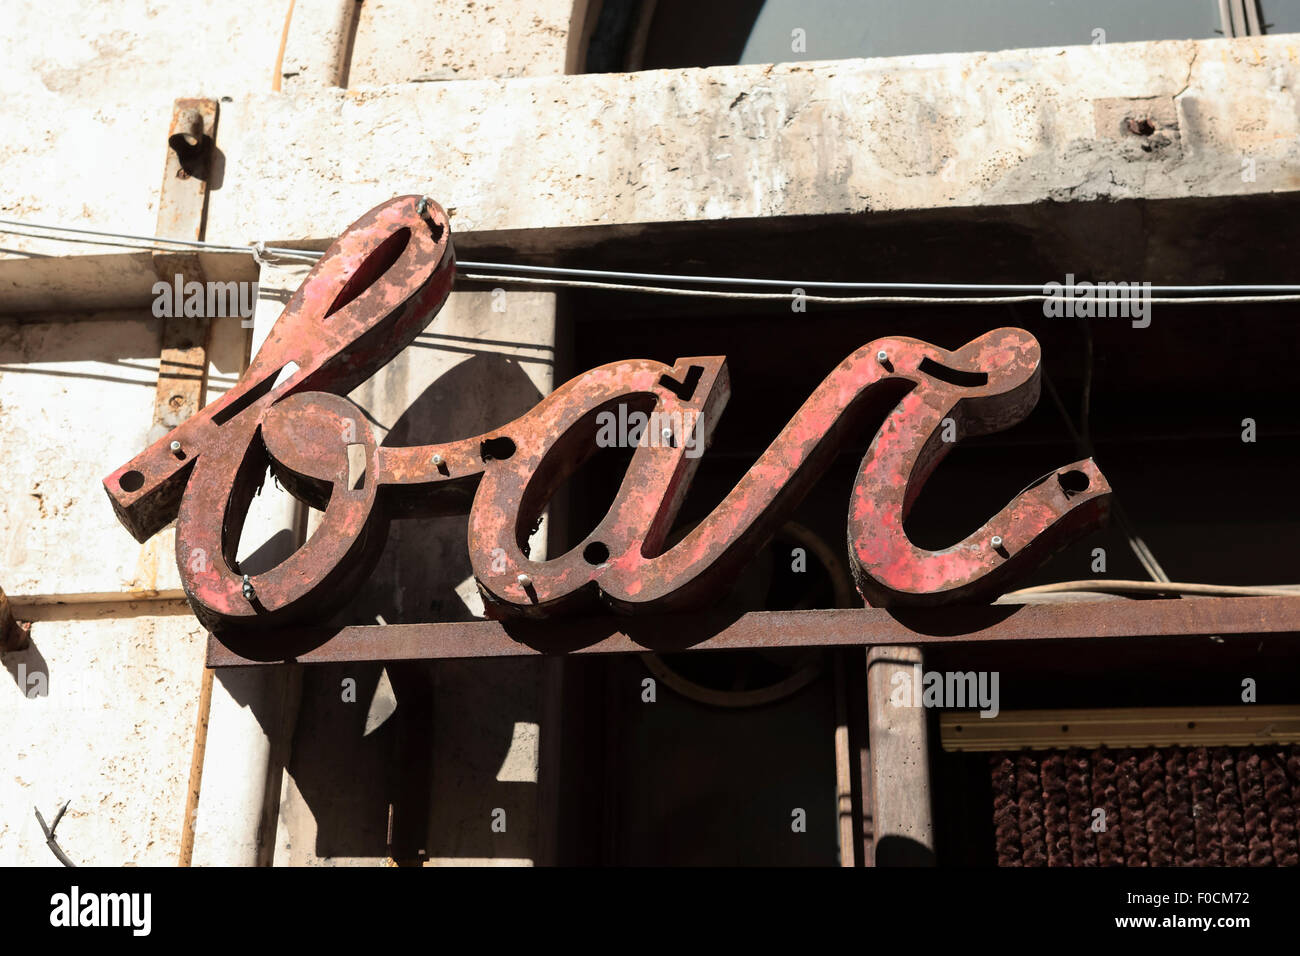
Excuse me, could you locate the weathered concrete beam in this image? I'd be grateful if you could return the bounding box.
[208,36,1300,247]
[348,0,581,84]
[866,646,934,866]
[0,0,579,259]
[6,36,1299,313]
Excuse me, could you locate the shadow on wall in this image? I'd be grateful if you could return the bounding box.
[875,834,937,867]
[230,350,548,863]
[271,658,544,863]
[341,350,544,628]
[3,637,48,697]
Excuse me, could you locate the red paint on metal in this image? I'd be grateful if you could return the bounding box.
[104,195,456,632]
[105,196,1112,638]
[848,329,1111,606]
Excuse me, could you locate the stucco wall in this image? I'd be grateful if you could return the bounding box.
[0,0,578,867]
[0,0,577,868]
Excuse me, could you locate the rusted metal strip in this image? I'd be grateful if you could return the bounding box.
[0,585,30,651]
[150,98,218,445]
[153,98,219,869]
[157,99,218,241]
[178,665,213,866]
[206,595,1300,667]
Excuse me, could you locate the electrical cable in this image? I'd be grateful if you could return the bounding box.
[7,217,1300,301]
[1001,579,1300,600]
[0,218,320,262]
[457,260,1300,294]
[458,271,1300,306]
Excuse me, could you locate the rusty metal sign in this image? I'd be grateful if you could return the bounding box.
[105,196,1112,638]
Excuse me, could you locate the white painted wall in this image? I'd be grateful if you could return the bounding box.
[0,0,578,867]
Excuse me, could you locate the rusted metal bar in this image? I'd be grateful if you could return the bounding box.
[150,98,218,445]
[153,98,220,869]
[0,585,30,652]
[206,594,1300,667]
[158,99,218,238]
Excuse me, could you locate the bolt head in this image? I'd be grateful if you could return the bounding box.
[876,350,889,364]
[991,535,1004,549]
[432,453,444,467]
[517,573,532,588]
[170,440,182,453]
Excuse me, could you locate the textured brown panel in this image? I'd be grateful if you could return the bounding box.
[1212,747,1247,867]
[1263,748,1299,866]
[1116,750,1149,866]
[1165,749,1194,864]
[989,745,1300,866]
[1187,746,1221,864]
[991,754,1021,867]
[1016,752,1046,867]
[1139,749,1172,865]
[1066,748,1097,866]
[1040,752,1071,867]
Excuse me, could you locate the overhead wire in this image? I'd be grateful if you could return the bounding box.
[6,216,1300,302]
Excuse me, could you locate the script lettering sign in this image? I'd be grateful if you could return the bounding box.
[105,196,1111,635]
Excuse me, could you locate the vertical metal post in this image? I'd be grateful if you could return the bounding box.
[152,97,218,867]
